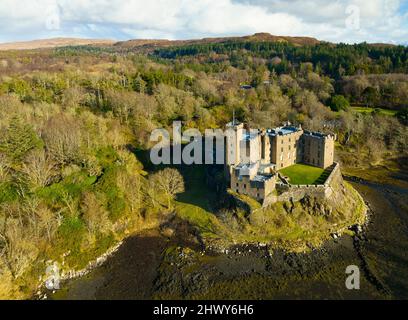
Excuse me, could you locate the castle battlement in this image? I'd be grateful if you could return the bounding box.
[303,130,336,140]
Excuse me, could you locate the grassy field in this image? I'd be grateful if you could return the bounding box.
[350,106,397,116]
[279,164,325,185]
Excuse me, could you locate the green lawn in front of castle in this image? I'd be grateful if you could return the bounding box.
[279,164,325,185]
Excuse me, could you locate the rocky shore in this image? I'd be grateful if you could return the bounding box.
[48,168,407,300]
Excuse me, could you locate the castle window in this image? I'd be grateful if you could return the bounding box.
[244,184,246,189]
[289,145,291,150]
[281,147,283,152]
[257,193,260,198]
[236,183,239,187]
[289,138,291,142]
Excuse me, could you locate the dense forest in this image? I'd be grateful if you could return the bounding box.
[0,36,407,298]
[154,41,408,75]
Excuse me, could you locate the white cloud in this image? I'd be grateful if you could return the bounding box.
[0,0,406,43]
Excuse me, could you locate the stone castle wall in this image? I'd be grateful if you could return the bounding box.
[262,162,342,207]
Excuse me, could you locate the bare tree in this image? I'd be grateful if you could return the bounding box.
[150,168,185,209]
[116,170,142,215]
[80,192,111,235]
[60,86,85,108]
[20,149,56,190]
[42,114,81,165]
[19,198,60,242]
[143,179,160,209]
[60,190,79,218]
[0,204,39,279]
[36,205,61,242]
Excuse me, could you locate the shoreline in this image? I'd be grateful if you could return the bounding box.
[36,240,124,300]
[46,184,370,300]
[46,161,408,299]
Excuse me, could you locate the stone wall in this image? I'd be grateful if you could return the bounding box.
[231,173,277,201]
[270,129,304,170]
[262,162,341,207]
[324,162,342,186]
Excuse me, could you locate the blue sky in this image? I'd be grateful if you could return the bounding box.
[0,0,407,44]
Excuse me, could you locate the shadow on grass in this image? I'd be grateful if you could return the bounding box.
[133,146,222,213]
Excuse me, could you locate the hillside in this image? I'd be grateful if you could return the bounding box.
[0,33,319,52]
[114,33,321,50]
[0,38,115,51]
[0,33,398,53]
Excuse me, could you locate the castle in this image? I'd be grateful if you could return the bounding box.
[225,121,336,203]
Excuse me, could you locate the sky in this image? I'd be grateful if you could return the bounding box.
[0,0,407,44]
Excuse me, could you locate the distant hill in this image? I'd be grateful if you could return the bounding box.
[0,38,115,51]
[0,33,398,52]
[114,33,321,50]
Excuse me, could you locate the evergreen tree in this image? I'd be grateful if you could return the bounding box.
[0,116,42,162]
[329,95,350,112]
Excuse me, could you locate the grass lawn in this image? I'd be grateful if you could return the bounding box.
[350,106,397,116]
[279,164,325,185]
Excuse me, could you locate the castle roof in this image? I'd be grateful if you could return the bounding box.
[303,130,333,138]
[252,174,274,182]
[267,126,301,136]
[234,162,258,176]
[243,131,259,141]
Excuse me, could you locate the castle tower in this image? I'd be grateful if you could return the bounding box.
[269,125,304,170]
[224,120,243,183]
[322,134,335,168]
[301,131,335,169]
[225,120,244,166]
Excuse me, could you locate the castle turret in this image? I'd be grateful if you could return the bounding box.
[322,134,335,169]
